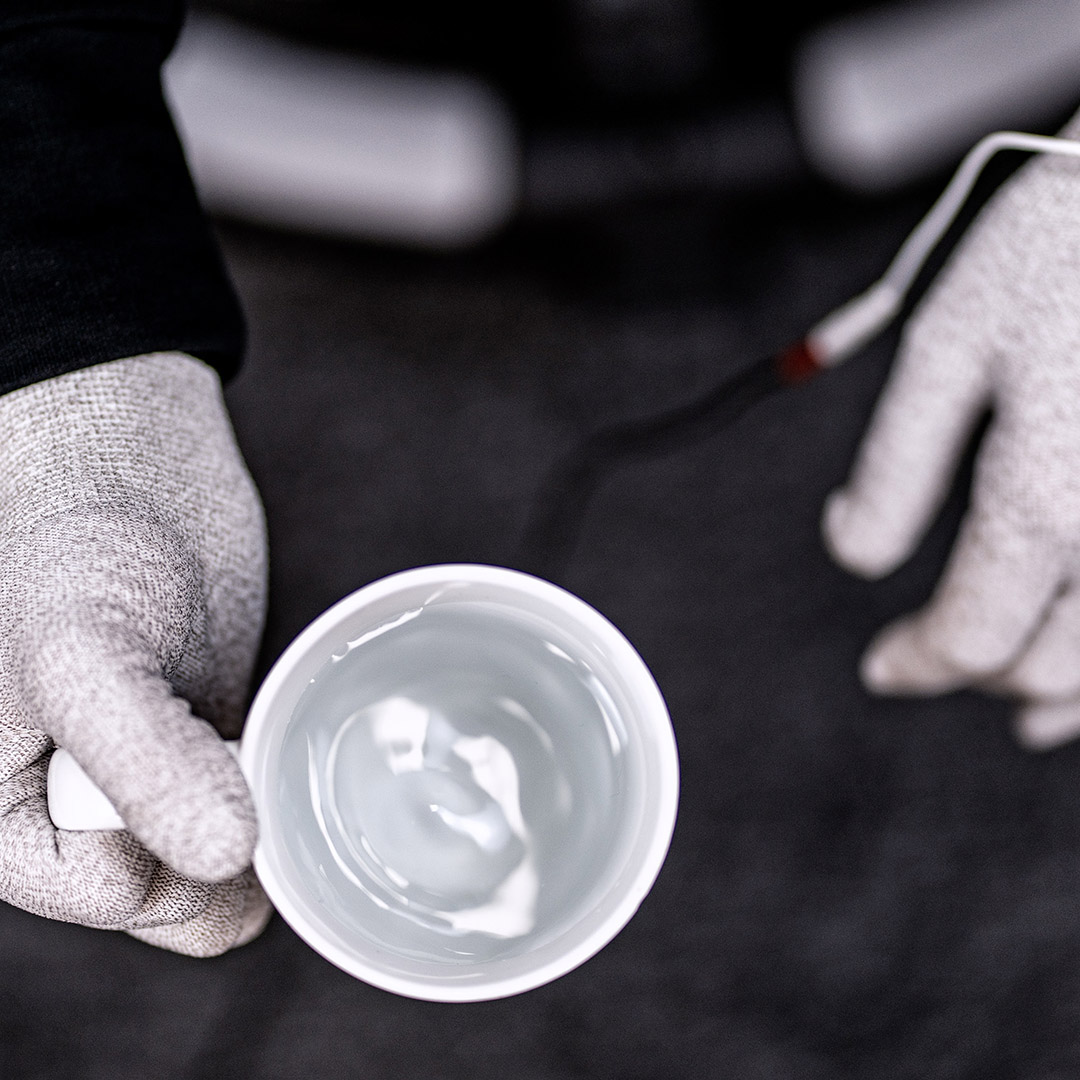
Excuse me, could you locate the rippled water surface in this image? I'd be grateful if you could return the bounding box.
[277,601,630,963]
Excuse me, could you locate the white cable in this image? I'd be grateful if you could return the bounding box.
[807,131,1080,366]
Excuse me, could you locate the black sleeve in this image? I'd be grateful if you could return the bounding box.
[0,1,245,395]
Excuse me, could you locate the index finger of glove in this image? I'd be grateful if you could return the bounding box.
[823,286,992,579]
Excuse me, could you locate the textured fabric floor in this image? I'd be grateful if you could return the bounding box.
[4,164,1080,1079]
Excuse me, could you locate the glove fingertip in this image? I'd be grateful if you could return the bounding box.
[116,731,258,884]
[1014,700,1080,752]
[163,783,257,884]
[860,634,902,693]
[859,618,966,696]
[823,489,910,580]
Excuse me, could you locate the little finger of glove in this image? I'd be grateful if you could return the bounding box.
[1014,697,1080,752]
[823,251,996,579]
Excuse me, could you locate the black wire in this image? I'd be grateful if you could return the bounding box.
[518,351,789,579]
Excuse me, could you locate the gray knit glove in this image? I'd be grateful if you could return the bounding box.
[823,119,1080,750]
[0,352,270,954]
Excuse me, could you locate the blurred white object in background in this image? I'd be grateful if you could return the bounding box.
[794,0,1080,192]
[163,13,519,247]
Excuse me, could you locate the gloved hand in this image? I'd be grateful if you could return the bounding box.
[822,122,1080,751]
[0,351,270,954]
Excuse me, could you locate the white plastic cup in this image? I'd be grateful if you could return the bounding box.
[49,564,679,1002]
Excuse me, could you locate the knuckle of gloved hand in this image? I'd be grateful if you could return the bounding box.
[28,833,158,928]
[938,635,1016,679]
[127,885,250,956]
[8,618,134,742]
[128,869,254,955]
[0,717,50,783]
[127,862,216,929]
[9,519,205,691]
[983,469,1080,557]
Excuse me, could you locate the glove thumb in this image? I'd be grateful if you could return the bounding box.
[19,614,257,884]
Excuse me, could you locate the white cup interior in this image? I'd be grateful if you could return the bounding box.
[240,564,678,1002]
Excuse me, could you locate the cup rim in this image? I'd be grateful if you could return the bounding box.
[241,563,679,1002]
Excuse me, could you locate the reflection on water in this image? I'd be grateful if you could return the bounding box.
[316,696,540,938]
[278,602,629,964]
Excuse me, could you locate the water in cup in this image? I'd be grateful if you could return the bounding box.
[276,598,634,966]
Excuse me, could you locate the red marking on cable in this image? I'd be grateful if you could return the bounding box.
[776,340,823,384]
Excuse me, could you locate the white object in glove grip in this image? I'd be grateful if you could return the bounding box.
[0,352,270,954]
[823,114,1080,750]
